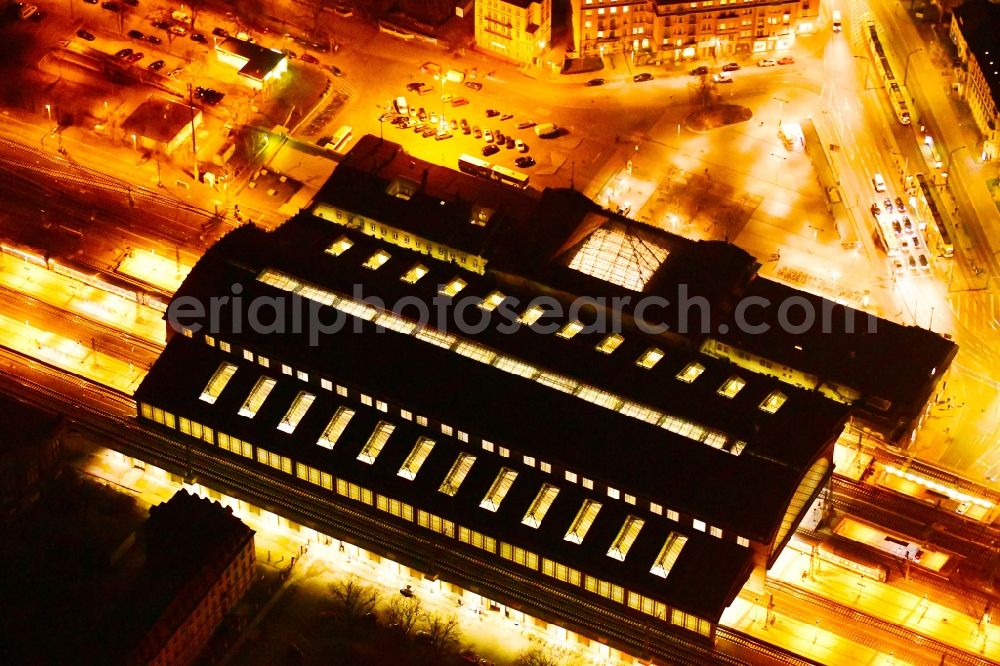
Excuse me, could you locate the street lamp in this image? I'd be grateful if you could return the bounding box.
[131,132,139,165]
[902,47,923,87]
[853,55,872,90]
[44,104,51,120]
[773,96,788,128]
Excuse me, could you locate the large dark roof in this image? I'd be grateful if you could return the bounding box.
[0,393,61,452]
[953,0,1000,107]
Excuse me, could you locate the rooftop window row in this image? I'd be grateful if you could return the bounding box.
[194,332,752,549]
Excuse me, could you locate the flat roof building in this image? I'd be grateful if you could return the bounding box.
[214,38,288,89]
[121,96,202,156]
[135,135,953,657]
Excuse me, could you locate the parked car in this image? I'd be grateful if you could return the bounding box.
[689,66,709,76]
[282,49,297,59]
[327,65,343,76]
[191,33,208,43]
[115,48,133,58]
[485,109,500,118]
[122,0,137,6]
[903,216,913,233]
[757,58,776,67]
[713,72,733,83]
[483,129,493,143]
[148,59,165,71]
[481,144,500,157]
[145,35,161,44]
[514,155,535,168]
[83,0,98,3]
[406,82,424,92]
[440,93,454,103]
[891,219,902,235]
[500,113,513,121]
[778,56,795,65]
[515,139,527,152]
[100,1,119,11]
[128,29,144,39]
[169,25,187,35]
[505,137,515,149]
[212,27,229,37]
[460,119,470,134]
[633,72,653,82]
[152,20,170,29]
[464,81,483,91]
[126,52,144,63]
[516,120,536,130]
[895,196,906,212]
[435,131,453,141]
[450,97,468,107]
[494,130,505,144]
[473,126,482,139]
[76,29,96,41]
[450,119,458,130]
[300,53,320,64]
[586,78,605,86]
[722,62,741,71]
[400,586,415,598]
[883,197,893,211]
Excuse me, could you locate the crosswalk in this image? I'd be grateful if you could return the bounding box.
[948,291,1000,333]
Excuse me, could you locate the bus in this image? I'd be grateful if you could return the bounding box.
[490,165,530,189]
[865,21,912,126]
[326,125,354,154]
[873,214,901,257]
[458,154,492,179]
[916,173,955,257]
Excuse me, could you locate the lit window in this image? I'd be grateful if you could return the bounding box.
[582,477,594,490]
[243,349,253,362]
[565,499,601,544]
[737,536,750,547]
[326,235,354,256]
[636,347,664,369]
[317,407,355,449]
[376,400,388,413]
[718,376,746,398]
[595,334,624,354]
[540,461,551,473]
[296,370,308,382]
[321,378,332,391]
[239,377,276,417]
[676,362,705,382]
[439,453,476,496]
[357,421,395,464]
[258,355,269,368]
[710,526,723,538]
[277,392,316,434]
[498,446,509,458]
[522,484,559,528]
[565,471,578,483]
[624,493,636,505]
[693,519,706,532]
[416,415,428,426]
[760,390,787,413]
[361,394,373,407]
[336,385,348,397]
[401,409,412,420]
[363,249,391,270]
[219,341,231,353]
[557,321,584,339]
[482,440,495,453]
[399,437,435,480]
[441,424,453,436]
[607,486,620,500]
[480,467,518,511]
[281,364,292,376]
[523,455,535,467]
[479,290,506,311]
[519,305,545,326]
[200,362,237,404]
[650,502,662,515]
[205,335,216,347]
[607,515,645,561]
[650,532,688,578]
[457,431,468,443]
[439,277,468,297]
[666,509,679,521]
[401,263,429,284]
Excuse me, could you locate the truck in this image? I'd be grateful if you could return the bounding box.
[831,9,842,31]
[534,123,559,138]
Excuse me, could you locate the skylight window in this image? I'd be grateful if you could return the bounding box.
[439,453,476,496]
[480,468,518,512]
[650,532,688,578]
[567,224,669,292]
[398,437,435,480]
[595,334,624,354]
[636,347,664,369]
[401,264,429,284]
[238,377,276,418]
[317,407,355,449]
[357,421,395,464]
[760,390,787,414]
[200,362,237,404]
[522,484,559,528]
[676,362,705,383]
[607,515,645,561]
[565,499,602,544]
[363,249,391,270]
[718,376,746,398]
[519,305,545,326]
[439,277,468,297]
[277,391,315,434]
[479,290,506,311]
[557,321,584,339]
[326,236,354,257]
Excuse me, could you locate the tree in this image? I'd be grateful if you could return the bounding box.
[420,612,461,655]
[692,73,718,109]
[513,646,563,666]
[328,575,381,623]
[385,595,422,636]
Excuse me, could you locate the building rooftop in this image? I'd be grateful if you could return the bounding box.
[0,393,61,451]
[121,96,198,144]
[953,0,1000,109]
[216,37,286,81]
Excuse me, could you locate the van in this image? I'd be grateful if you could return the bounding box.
[872,172,886,192]
[832,9,842,31]
[534,123,558,138]
[394,96,408,116]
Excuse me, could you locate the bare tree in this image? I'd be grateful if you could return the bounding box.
[385,595,422,636]
[513,646,563,666]
[691,73,718,109]
[328,575,381,622]
[420,612,461,655]
[186,0,205,31]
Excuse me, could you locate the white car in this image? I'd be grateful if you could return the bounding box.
[483,129,493,143]
[713,72,733,83]
[757,58,776,67]
[515,139,527,153]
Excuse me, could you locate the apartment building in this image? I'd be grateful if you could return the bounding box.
[949,0,1000,161]
[475,0,553,65]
